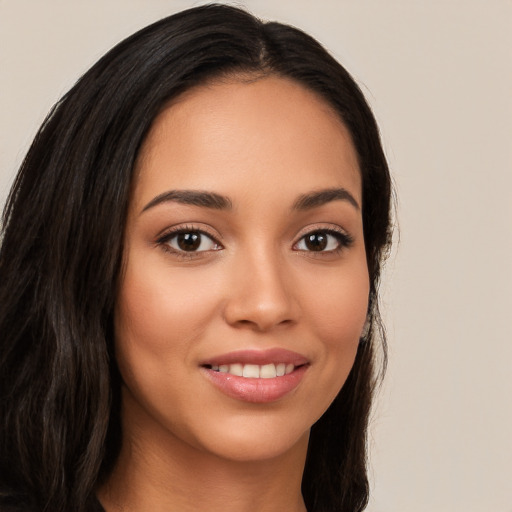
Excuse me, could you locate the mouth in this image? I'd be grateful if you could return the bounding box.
[203,362,300,378]
[200,349,310,403]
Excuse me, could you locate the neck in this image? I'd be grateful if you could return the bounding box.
[98,395,309,512]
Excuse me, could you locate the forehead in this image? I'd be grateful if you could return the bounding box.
[132,76,362,209]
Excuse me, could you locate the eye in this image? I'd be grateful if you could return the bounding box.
[159,229,221,253]
[294,230,353,252]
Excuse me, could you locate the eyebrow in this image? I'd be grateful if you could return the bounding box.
[141,186,359,214]
[141,189,232,213]
[292,188,360,211]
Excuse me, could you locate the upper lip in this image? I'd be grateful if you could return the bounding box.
[200,348,309,367]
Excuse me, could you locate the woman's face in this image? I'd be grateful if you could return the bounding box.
[115,76,369,463]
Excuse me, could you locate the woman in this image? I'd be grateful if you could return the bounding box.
[0,4,392,512]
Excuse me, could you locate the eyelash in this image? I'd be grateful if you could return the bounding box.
[293,228,354,255]
[156,225,354,259]
[156,225,222,259]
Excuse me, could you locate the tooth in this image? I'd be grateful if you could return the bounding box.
[285,363,295,375]
[218,365,229,373]
[242,364,260,378]
[211,365,219,371]
[229,363,243,376]
[276,363,286,377]
[260,363,277,378]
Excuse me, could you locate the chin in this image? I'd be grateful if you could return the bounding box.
[180,409,313,464]
[199,428,310,464]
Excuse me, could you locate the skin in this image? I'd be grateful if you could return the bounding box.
[100,76,369,512]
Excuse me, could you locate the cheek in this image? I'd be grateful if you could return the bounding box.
[113,262,227,425]
[301,260,370,402]
[306,258,369,340]
[115,261,221,357]
[113,260,224,426]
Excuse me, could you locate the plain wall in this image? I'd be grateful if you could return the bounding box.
[1,1,511,511]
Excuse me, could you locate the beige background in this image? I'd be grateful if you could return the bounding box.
[1,1,511,511]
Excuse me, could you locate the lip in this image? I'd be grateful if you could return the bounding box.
[200,348,309,367]
[200,348,310,403]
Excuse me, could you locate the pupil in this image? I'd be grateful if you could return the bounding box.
[305,233,327,251]
[177,232,201,251]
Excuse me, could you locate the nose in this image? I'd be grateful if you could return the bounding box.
[222,249,299,332]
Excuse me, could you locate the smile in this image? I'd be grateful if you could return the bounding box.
[200,348,309,403]
[207,363,296,378]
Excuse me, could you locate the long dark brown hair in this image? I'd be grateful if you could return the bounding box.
[0,5,392,512]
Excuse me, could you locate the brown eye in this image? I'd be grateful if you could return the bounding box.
[295,230,353,253]
[164,231,220,253]
[304,233,328,251]
[177,232,201,251]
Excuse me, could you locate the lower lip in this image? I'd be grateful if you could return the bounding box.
[202,365,308,403]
